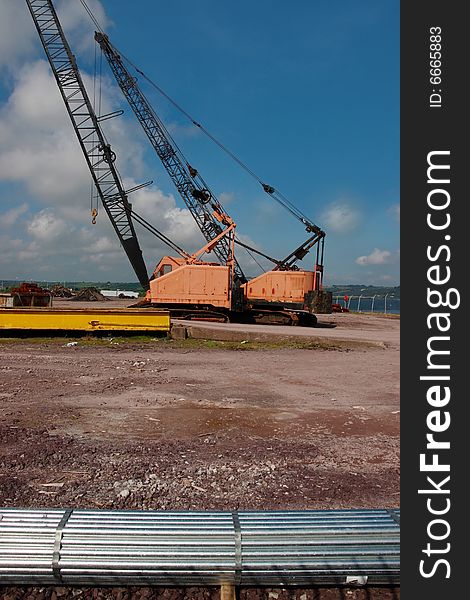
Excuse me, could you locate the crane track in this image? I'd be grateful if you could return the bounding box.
[130,304,319,327]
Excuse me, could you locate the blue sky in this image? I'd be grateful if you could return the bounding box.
[0,0,399,285]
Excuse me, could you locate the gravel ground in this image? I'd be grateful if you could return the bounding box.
[0,585,400,600]
[0,312,399,598]
[0,587,400,600]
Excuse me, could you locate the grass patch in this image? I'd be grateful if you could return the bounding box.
[0,332,167,345]
[0,333,346,351]
[167,338,344,351]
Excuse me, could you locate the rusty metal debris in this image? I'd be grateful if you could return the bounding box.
[6,283,52,307]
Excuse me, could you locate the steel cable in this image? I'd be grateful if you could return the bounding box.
[78,0,318,229]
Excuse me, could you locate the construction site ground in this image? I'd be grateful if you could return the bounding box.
[0,302,400,600]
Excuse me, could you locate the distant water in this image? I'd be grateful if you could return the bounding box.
[333,295,400,315]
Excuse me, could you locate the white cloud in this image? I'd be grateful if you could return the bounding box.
[56,0,109,44]
[28,210,68,242]
[0,178,206,280]
[320,201,360,233]
[355,248,392,266]
[129,184,203,251]
[4,60,66,125]
[0,2,36,70]
[0,1,108,72]
[0,60,91,198]
[0,60,147,201]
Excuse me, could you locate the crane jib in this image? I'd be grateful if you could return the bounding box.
[94,31,247,284]
[25,0,150,290]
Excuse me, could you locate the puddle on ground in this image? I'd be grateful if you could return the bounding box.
[45,402,399,442]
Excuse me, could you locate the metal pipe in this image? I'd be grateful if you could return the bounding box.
[0,508,399,586]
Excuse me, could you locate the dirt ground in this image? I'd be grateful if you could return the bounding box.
[0,310,399,599]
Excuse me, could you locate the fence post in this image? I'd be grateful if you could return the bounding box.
[357,295,362,312]
[371,295,376,313]
[384,294,389,314]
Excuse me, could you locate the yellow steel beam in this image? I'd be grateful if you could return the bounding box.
[0,308,170,332]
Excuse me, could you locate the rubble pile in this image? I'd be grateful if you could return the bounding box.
[50,284,75,298]
[69,287,108,302]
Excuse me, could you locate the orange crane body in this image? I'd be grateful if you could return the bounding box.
[146,255,320,320]
[149,259,232,309]
[243,270,316,305]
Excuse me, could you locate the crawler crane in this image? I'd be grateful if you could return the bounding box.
[26,0,330,325]
[95,32,330,324]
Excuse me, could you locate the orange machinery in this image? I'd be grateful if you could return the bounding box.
[145,207,325,325]
[148,256,322,325]
[27,1,329,327]
[93,30,330,325]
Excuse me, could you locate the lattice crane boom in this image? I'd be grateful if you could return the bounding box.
[25,0,149,290]
[95,32,246,283]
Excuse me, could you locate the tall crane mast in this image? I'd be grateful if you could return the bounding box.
[94,32,247,284]
[25,0,150,290]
